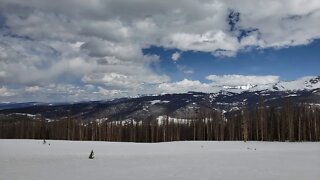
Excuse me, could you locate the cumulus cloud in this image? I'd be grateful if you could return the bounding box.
[206,75,280,86]
[176,65,194,74]
[159,79,212,93]
[0,0,319,101]
[0,71,6,78]
[0,86,15,97]
[96,87,126,97]
[171,51,181,61]
[0,84,120,102]
[25,86,41,92]
[1,0,320,56]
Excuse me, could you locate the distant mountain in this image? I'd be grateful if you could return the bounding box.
[0,102,50,110]
[217,76,320,92]
[249,76,320,92]
[0,76,320,122]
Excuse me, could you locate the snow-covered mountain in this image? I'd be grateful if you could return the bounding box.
[0,76,319,122]
[222,84,257,90]
[272,76,320,91]
[223,76,320,92]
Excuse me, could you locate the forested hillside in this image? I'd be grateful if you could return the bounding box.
[1,102,319,142]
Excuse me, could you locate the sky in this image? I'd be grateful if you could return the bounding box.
[0,0,320,102]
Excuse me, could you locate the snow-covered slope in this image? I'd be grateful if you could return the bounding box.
[230,76,320,92]
[223,84,257,90]
[0,139,319,180]
[273,76,320,91]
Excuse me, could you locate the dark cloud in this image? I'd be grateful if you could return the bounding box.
[227,9,240,31]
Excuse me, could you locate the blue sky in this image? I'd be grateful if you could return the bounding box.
[145,39,320,82]
[0,0,320,102]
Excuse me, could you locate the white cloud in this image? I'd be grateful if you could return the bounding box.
[206,75,280,86]
[176,65,194,74]
[0,0,319,101]
[159,79,212,93]
[2,0,319,59]
[82,73,132,88]
[171,51,181,61]
[25,86,41,92]
[166,31,239,55]
[0,86,15,97]
[96,87,126,97]
[0,71,6,78]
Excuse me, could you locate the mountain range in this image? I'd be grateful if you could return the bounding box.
[1,76,319,122]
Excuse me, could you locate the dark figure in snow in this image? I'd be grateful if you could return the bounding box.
[43,139,46,144]
[89,150,94,159]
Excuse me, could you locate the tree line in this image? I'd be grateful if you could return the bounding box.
[0,102,319,142]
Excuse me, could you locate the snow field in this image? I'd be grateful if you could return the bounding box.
[0,139,319,180]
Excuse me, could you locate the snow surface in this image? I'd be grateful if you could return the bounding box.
[223,84,256,90]
[11,113,37,118]
[156,116,194,125]
[249,76,320,92]
[1,139,320,180]
[275,76,320,91]
[149,100,170,105]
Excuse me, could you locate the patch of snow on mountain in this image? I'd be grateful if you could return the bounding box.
[11,113,37,118]
[286,94,298,97]
[223,84,256,90]
[142,106,149,111]
[149,100,170,105]
[95,117,108,124]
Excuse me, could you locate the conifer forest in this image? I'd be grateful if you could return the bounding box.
[1,102,319,142]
